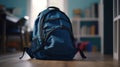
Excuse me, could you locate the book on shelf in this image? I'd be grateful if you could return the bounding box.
[80,24,96,36]
[91,3,99,18]
[90,25,96,35]
[85,8,91,18]
[80,25,88,36]
[84,3,99,18]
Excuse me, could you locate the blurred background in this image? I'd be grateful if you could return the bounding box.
[0,0,117,60]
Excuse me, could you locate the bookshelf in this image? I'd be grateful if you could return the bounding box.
[72,18,101,52]
[71,3,102,52]
[113,0,120,60]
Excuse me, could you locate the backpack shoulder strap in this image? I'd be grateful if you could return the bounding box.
[37,7,60,41]
[32,7,59,40]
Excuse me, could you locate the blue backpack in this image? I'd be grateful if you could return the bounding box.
[20,7,86,60]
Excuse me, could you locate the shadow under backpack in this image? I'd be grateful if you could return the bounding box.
[20,7,86,60]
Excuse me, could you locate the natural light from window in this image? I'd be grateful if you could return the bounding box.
[28,0,47,31]
[27,0,66,31]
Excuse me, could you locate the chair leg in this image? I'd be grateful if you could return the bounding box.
[24,31,30,47]
[20,32,24,50]
[19,23,24,50]
[2,20,6,53]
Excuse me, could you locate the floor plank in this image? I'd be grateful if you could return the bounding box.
[0,52,119,67]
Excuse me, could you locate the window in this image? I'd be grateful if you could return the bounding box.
[47,0,67,14]
[27,0,47,31]
[27,0,67,31]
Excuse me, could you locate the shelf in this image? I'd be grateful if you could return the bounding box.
[80,35,100,38]
[74,35,80,38]
[71,18,99,22]
[80,18,98,21]
[114,15,120,21]
[71,2,102,52]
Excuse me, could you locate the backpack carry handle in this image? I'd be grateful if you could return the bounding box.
[48,6,59,10]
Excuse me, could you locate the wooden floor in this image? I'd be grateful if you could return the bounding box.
[0,52,120,67]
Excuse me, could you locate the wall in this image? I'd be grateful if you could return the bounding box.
[0,0,100,18]
[0,0,27,17]
[67,0,100,18]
